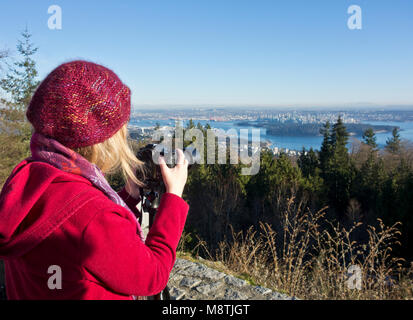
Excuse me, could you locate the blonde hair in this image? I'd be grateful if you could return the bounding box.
[74,123,144,187]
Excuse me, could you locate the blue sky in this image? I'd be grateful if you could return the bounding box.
[0,0,412,107]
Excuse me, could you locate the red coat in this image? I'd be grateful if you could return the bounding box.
[0,159,189,300]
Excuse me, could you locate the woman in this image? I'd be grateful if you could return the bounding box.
[0,60,189,300]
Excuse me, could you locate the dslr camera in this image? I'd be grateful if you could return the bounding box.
[136,143,200,211]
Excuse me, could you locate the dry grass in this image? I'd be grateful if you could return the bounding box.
[178,197,413,300]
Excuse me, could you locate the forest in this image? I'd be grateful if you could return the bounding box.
[153,119,412,299]
[169,120,412,260]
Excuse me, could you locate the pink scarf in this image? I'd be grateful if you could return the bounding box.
[29,132,145,241]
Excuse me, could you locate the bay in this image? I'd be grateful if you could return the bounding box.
[129,118,413,152]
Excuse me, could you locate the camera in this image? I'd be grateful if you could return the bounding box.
[136,143,200,186]
[135,143,200,209]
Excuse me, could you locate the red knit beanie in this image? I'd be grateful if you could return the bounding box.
[26,60,131,148]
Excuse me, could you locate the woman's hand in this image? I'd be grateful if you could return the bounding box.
[159,148,189,198]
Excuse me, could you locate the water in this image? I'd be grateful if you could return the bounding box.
[129,118,413,151]
[361,121,413,148]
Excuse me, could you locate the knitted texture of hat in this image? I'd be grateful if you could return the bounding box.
[26,60,131,148]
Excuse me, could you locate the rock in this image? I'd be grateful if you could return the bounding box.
[201,268,226,281]
[223,288,249,300]
[182,262,208,274]
[194,282,224,295]
[168,258,294,300]
[179,277,202,289]
[170,273,184,281]
[173,258,193,270]
[253,285,272,295]
[168,274,184,287]
[267,291,291,300]
[169,287,186,300]
[223,275,248,287]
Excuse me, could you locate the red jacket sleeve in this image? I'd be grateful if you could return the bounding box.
[117,186,142,220]
[80,193,189,296]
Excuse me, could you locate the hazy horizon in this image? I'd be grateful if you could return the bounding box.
[131,104,413,111]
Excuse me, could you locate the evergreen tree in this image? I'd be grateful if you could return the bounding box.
[319,121,332,174]
[187,119,195,129]
[331,115,349,152]
[362,128,377,149]
[0,28,38,187]
[385,127,401,154]
[355,152,384,220]
[0,49,8,60]
[0,49,9,71]
[298,147,319,178]
[320,117,353,218]
[0,27,39,110]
